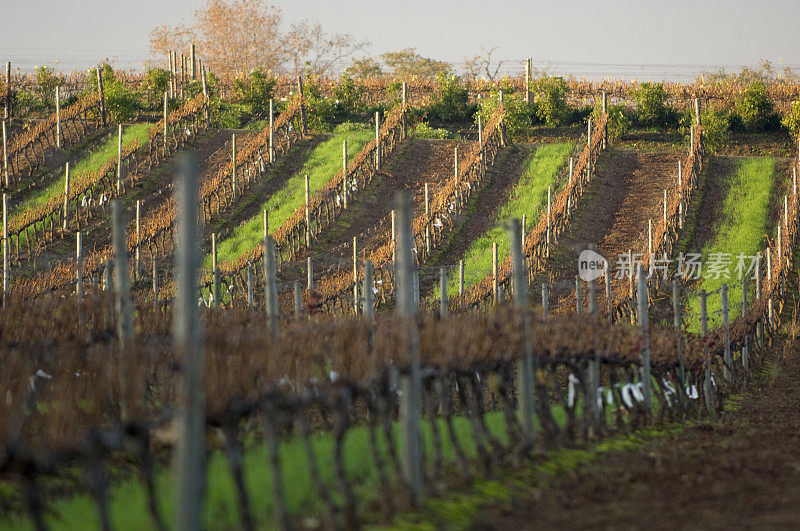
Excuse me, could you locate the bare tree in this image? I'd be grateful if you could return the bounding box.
[284,20,370,76]
[149,0,367,77]
[462,47,504,80]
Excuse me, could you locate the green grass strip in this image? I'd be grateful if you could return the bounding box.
[686,156,777,332]
[208,122,373,268]
[446,142,574,297]
[12,123,151,220]
[1,405,583,530]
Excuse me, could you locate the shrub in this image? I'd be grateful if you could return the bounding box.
[633,82,670,127]
[782,101,800,136]
[90,64,140,123]
[233,68,276,116]
[476,88,532,137]
[213,102,250,128]
[533,77,569,126]
[696,109,730,153]
[334,73,367,116]
[595,102,632,140]
[33,66,60,110]
[410,121,452,139]
[139,68,170,109]
[426,73,473,122]
[734,81,776,132]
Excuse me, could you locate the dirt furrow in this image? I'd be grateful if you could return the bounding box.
[543,149,682,310]
[475,351,800,530]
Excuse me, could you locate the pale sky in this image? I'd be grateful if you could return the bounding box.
[2,0,799,80]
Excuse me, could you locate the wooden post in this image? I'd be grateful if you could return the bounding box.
[395,190,422,505]
[190,43,196,79]
[262,235,279,337]
[401,81,408,137]
[294,281,303,317]
[103,260,113,292]
[741,277,749,370]
[180,53,185,84]
[62,162,70,230]
[304,174,311,247]
[3,62,10,119]
[498,89,506,146]
[297,75,307,135]
[135,200,141,280]
[694,98,701,125]
[391,209,396,263]
[152,256,159,303]
[168,52,174,98]
[524,58,532,104]
[546,185,552,256]
[163,92,169,156]
[231,133,237,200]
[587,117,592,147]
[700,289,714,416]
[363,260,374,320]
[76,231,83,300]
[211,233,220,308]
[628,248,634,298]
[756,256,763,350]
[307,256,313,291]
[637,265,651,409]
[605,262,612,324]
[542,282,549,316]
[375,110,381,170]
[767,249,774,329]
[424,182,429,217]
[173,154,205,531]
[263,209,268,238]
[492,242,499,305]
[201,66,210,127]
[55,87,62,149]
[575,275,582,314]
[459,259,465,304]
[342,140,348,209]
[663,189,667,224]
[268,99,274,163]
[648,219,653,258]
[353,236,359,315]
[453,146,459,183]
[439,266,448,316]
[2,120,7,187]
[601,92,608,149]
[510,218,535,436]
[246,264,254,308]
[722,283,731,381]
[116,124,123,194]
[478,115,484,176]
[112,200,134,352]
[2,194,7,298]
[96,65,106,126]
[673,280,685,384]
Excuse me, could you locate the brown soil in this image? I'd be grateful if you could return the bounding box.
[417,143,535,294]
[27,129,240,275]
[474,353,800,530]
[282,138,473,279]
[542,149,681,308]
